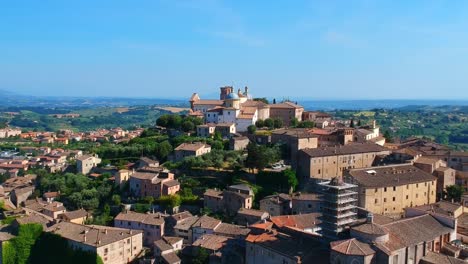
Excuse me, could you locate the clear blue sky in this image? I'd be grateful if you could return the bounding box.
[1,0,468,99]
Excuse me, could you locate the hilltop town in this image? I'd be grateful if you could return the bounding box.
[0,86,467,264]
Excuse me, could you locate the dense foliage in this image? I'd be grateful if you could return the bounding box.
[245,143,281,171]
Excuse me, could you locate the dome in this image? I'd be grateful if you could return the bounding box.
[226,92,240,100]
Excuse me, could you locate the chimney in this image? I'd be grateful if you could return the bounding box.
[83,235,87,242]
[104,229,108,234]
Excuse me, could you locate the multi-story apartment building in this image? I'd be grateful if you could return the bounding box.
[114,211,165,246]
[204,184,254,216]
[128,171,180,199]
[47,222,143,264]
[344,164,437,217]
[297,143,390,181]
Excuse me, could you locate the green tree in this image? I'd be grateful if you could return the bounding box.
[350,119,355,128]
[383,130,394,143]
[181,120,195,132]
[264,118,274,129]
[284,169,298,193]
[157,140,173,160]
[158,194,182,209]
[193,248,210,264]
[253,98,269,104]
[111,194,121,206]
[246,143,280,171]
[273,118,283,128]
[156,115,169,127]
[297,121,315,128]
[255,119,264,128]
[446,185,464,202]
[247,125,257,134]
[290,118,299,127]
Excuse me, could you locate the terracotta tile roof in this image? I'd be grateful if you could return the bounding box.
[43,202,66,212]
[330,238,375,256]
[269,213,321,230]
[291,192,321,201]
[193,215,222,230]
[414,156,442,165]
[347,164,436,188]
[115,211,165,226]
[163,236,183,245]
[16,214,53,227]
[214,223,250,237]
[249,221,274,230]
[48,222,142,247]
[43,191,60,198]
[375,214,453,253]
[410,201,461,217]
[174,216,199,231]
[154,239,173,251]
[168,211,193,222]
[192,234,230,251]
[301,142,388,157]
[130,172,158,180]
[237,208,268,217]
[420,251,465,264]
[269,102,303,109]
[163,180,180,188]
[174,143,209,151]
[204,189,223,198]
[352,223,388,236]
[246,231,325,263]
[161,252,181,264]
[61,209,89,220]
[193,100,223,105]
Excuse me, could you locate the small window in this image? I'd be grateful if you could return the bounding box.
[406,195,409,199]
[393,186,396,191]
[392,197,395,201]
[384,187,387,192]
[375,188,378,193]
[375,199,378,204]
[384,198,387,202]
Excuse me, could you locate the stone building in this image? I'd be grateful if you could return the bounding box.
[297,143,390,181]
[268,102,304,126]
[259,193,292,216]
[128,171,180,199]
[331,214,456,264]
[76,154,102,175]
[344,164,437,217]
[203,184,254,216]
[114,211,165,246]
[433,167,456,197]
[173,143,211,161]
[47,222,143,264]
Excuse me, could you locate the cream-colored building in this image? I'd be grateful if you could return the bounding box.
[47,222,143,264]
[345,164,437,217]
[76,154,102,175]
[173,143,211,161]
[297,143,390,181]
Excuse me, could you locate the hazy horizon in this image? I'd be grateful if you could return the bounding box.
[2,1,468,100]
